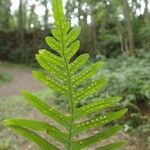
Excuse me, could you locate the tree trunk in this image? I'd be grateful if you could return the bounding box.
[124,38,129,56]
[77,0,82,25]
[43,0,49,29]
[4,0,11,29]
[28,4,35,29]
[144,0,150,51]
[18,0,25,47]
[89,11,97,56]
[123,0,135,56]
[114,14,126,55]
[32,28,38,53]
[144,0,149,17]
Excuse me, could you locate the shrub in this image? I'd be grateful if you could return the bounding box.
[97,54,150,128]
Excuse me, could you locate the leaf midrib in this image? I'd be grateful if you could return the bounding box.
[55,1,74,149]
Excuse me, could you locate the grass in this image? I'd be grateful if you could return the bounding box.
[0,89,55,120]
[0,89,56,150]
[0,95,29,150]
[0,61,27,68]
[0,72,12,85]
[0,61,39,69]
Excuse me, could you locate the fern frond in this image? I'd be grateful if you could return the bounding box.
[22,91,70,128]
[72,125,123,149]
[72,62,104,87]
[38,49,65,69]
[70,54,89,74]
[74,97,122,120]
[73,109,127,135]
[4,0,127,149]
[66,40,80,60]
[73,78,108,105]
[4,119,68,144]
[64,26,81,48]
[36,52,66,81]
[96,141,127,150]
[46,36,62,55]
[33,71,69,96]
[8,126,59,150]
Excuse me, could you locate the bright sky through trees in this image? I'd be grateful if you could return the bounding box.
[10,0,150,26]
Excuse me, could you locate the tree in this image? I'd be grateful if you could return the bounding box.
[143,0,150,51]
[123,0,135,56]
[0,0,11,30]
[41,0,49,29]
[18,0,27,47]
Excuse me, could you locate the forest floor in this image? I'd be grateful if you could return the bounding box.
[0,62,44,97]
[0,61,148,150]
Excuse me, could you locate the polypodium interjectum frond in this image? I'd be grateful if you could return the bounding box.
[4,0,127,149]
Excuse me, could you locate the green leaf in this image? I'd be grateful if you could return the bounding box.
[8,125,59,150]
[74,97,122,120]
[72,125,123,149]
[51,29,61,41]
[64,26,81,47]
[45,36,62,55]
[22,91,70,128]
[70,54,89,74]
[73,109,128,135]
[62,21,71,35]
[4,119,68,145]
[96,141,127,150]
[38,49,65,70]
[72,62,104,87]
[73,78,108,105]
[33,71,68,96]
[66,40,80,61]
[36,52,66,81]
[51,0,66,25]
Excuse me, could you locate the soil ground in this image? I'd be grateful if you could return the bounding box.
[0,62,44,97]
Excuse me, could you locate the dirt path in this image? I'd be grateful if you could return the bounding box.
[0,62,44,97]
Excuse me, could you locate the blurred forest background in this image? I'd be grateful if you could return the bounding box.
[0,0,150,149]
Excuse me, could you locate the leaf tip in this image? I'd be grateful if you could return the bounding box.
[45,36,50,43]
[116,96,122,102]
[3,119,11,126]
[121,108,128,116]
[21,90,27,96]
[38,49,46,54]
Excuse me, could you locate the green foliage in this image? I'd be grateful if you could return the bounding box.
[0,43,37,67]
[96,54,150,131]
[0,31,46,67]
[99,54,150,104]
[3,0,127,149]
